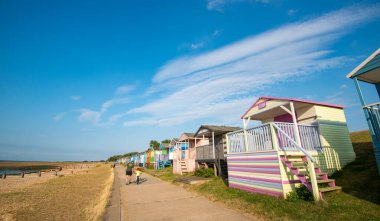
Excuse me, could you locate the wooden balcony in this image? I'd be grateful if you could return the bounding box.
[196,144,224,161]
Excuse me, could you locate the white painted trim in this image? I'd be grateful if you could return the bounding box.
[346,48,380,78]
[280,105,292,115]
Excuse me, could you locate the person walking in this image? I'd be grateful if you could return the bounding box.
[135,168,142,184]
[126,161,134,185]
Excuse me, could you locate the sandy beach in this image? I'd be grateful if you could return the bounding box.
[0,163,113,221]
[0,162,98,192]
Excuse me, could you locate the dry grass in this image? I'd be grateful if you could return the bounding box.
[0,164,113,221]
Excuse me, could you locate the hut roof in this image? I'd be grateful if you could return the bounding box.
[347,48,380,84]
[242,96,343,120]
[194,125,242,137]
[178,133,196,142]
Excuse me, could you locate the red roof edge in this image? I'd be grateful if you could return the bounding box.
[241,96,344,119]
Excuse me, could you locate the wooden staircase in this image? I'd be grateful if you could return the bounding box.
[179,160,188,175]
[280,155,341,200]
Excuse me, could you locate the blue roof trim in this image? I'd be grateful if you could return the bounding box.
[352,53,380,77]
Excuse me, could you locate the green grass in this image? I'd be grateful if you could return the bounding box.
[144,167,181,182]
[332,130,380,204]
[152,131,380,220]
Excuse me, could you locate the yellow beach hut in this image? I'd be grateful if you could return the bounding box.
[226,96,355,201]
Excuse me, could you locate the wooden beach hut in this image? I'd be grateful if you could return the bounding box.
[168,138,178,162]
[347,48,380,174]
[154,143,170,169]
[226,96,355,201]
[194,125,241,177]
[173,133,197,175]
[146,147,158,168]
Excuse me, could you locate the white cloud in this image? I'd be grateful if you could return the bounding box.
[115,84,136,95]
[77,98,130,125]
[287,9,298,16]
[53,112,66,122]
[190,42,205,50]
[101,98,130,113]
[70,95,81,101]
[154,5,380,83]
[78,109,101,124]
[179,29,222,51]
[340,84,347,89]
[207,0,271,11]
[123,5,380,127]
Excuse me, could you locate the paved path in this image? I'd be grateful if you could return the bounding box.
[104,165,253,221]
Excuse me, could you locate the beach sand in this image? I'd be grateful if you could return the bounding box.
[0,162,97,192]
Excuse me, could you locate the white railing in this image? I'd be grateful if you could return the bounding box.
[272,123,316,162]
[298,124,323,151]
[274,122,321,151]
[227,122,321,155]
[227,129,245,153]
[364,102,380,142]
[246,124,273,152]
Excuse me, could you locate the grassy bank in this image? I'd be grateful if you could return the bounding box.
[151,131,380,220]
[0,164,113,221]
[144,167,181,182]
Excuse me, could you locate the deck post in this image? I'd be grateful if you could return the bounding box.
[243,118,250,152]
[269,123,278,151]
[212,131,216,159]
[290,102,320,201]
[290,102,301,145]
[226,133,230,154]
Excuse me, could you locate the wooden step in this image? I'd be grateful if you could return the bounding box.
[316,179,335,184]
[319,186,342,193]
[292,165,320,170]
[299,171,328,177]
[285,160,304,164]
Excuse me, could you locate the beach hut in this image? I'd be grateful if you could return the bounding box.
[139,152,145,167]
[168,138,178,162]
[173,133,198,175]
[226,96,355,201]
[146,146,159,168]
[155,143,171,169]
[194,125,241,177]
[347,48,380,174]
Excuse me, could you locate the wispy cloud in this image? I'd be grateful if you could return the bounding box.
[179,29,222,51]
[122,5,380,127]
[101,98,130,113]
[324,84,359,108]
[77,98,130,125]
[287,9,298,16]
[78,109,101,124]
[207,0,270,11]
[115,84,136,95]
[53,112,66,122]
[70,95,81,101]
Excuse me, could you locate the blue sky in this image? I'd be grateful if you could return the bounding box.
[1,0,380,161]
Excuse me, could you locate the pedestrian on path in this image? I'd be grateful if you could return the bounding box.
[126,161,134,185]
[135,168,142,184]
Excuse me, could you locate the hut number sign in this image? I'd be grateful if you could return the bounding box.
[258,101,266,109]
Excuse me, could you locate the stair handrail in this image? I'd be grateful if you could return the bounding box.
[272,123,316,162]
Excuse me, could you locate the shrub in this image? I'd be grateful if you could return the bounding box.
[286,185,313,202]
[194,168,214,178]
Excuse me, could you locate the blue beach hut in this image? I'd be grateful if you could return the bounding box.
[347,48,380,174]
